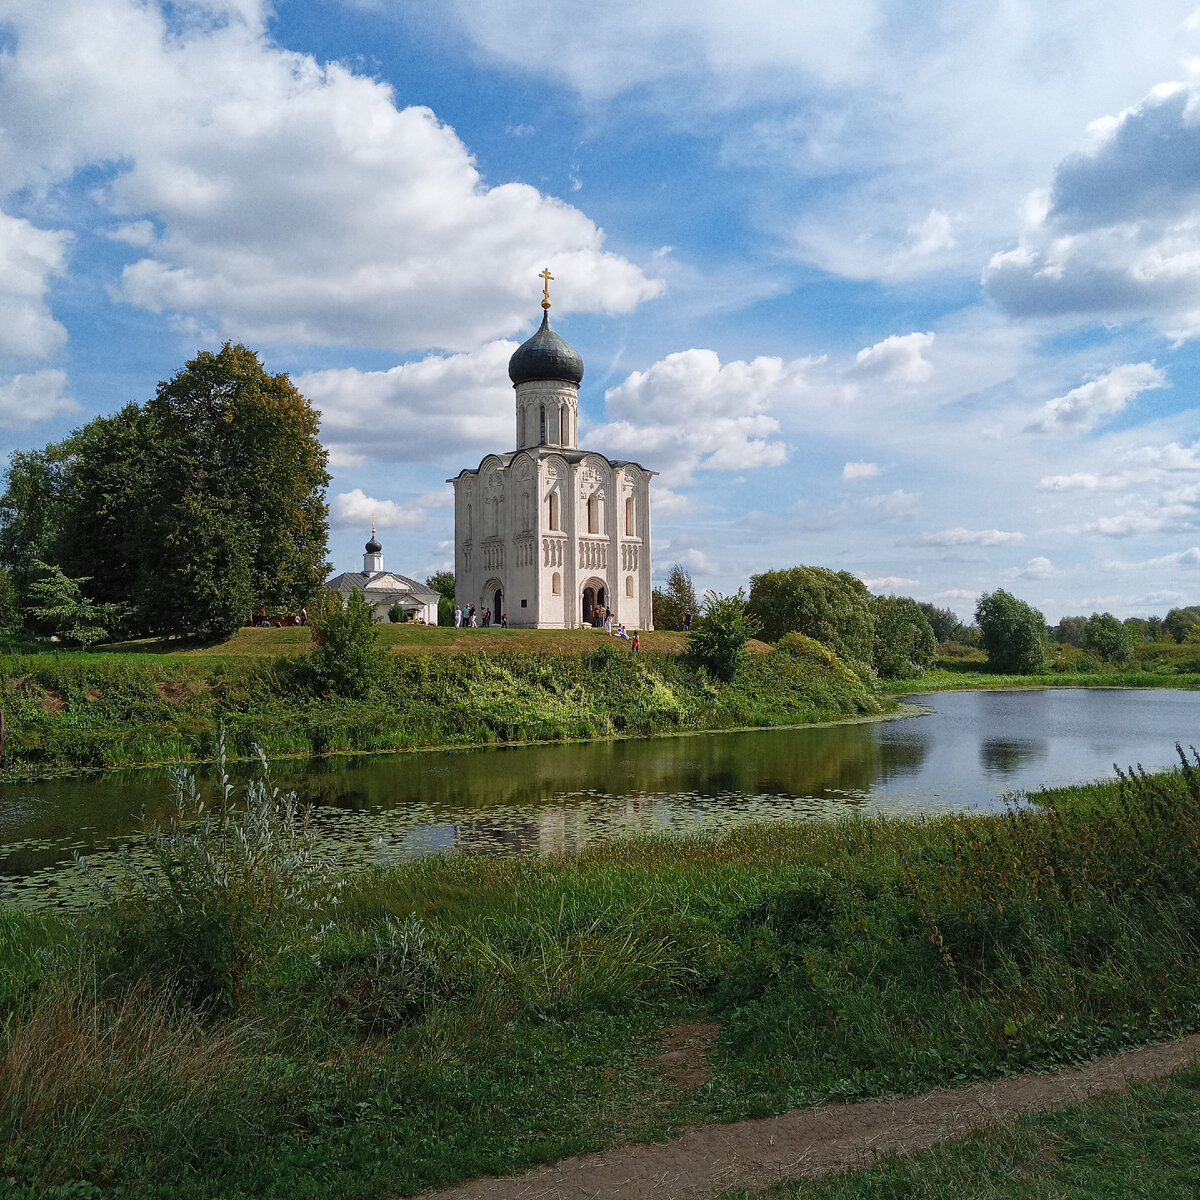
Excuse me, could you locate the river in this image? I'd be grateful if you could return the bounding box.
[3,687,1199,908]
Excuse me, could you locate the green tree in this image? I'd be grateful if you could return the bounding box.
[1054,615,1087,646]
[426,571,456,626]
[873,595,937,679]
[136,344,330,638]
[975,589,1047,674]
[0,566,20,638]
[1164,606,1200,644]
[304,589,381,696]
[686,590,759,682]
[916,602,974,645]
[23,560,130,648]
[1082,611,1134,663]
[747,566,875,664]
[0,444,72,614]
[652,564,697,631]
[386,600,409,623]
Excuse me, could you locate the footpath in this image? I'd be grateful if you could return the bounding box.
[425,1034,1200,1200]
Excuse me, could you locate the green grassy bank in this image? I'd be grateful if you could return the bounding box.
[0,633,877,781]
[4,752,1200,1197]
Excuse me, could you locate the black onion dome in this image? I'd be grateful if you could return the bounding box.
[365,533,382,554]
[508,310,584,386]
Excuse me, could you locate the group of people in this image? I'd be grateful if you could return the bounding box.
[453,604,507,628]
[255,606,307,628]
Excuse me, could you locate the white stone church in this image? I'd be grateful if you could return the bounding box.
[449,276,655,628]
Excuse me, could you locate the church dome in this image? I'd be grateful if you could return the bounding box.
[365,532,382,554]
[508,310,584,386]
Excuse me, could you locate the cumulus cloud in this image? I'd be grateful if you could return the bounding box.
[931,588,977,601]
[865,489,920,519]
[0,211,71,357]
[332,487,452,531]
[923,527,1024,547]
[852,331,934,384]
[842,461,879,480]
[0,369,80,429]
[1105,547,1200,570]
[678,548,718,574]
[1025,363,1167,432]
[859,575,919,590]
[591,348,823,485]
[1038,472,1103,491]
[300,341,515,466]
[650,485,692,516]
[985,80,1200,338]
[1008,555,1059,580]
[0,0,660,353]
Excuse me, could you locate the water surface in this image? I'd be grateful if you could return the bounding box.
[3,687,1198,907]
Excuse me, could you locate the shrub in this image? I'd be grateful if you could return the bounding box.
[1082,611,1134,663]
[975,589,1047,674]
[872,594,937,679]
[686,590,759,682]
[303,588,381,696]
[387,601,409,624]
[87,741,331,1011]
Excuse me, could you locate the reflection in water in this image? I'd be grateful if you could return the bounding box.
[6,687,1200,910]
[979,738,1049,776]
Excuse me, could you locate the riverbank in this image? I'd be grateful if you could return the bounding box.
[0,633,878,781]
[4,753,1200,1197]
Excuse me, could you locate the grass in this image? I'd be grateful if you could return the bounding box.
[5,751,1200,1196]
[720,1067,1200,1198]
[0,634,878,781]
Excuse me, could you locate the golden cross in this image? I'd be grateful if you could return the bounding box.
[539,267,554,310]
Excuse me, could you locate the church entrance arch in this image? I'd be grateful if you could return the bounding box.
[581,577,606,626]
[482,578,503,624]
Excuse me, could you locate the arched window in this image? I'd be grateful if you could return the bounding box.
[560,406,568,445]
[625,496,635,535]
[547,490,559,531]
[587,495,598,534]
[626,575,634,597]
[552,571,561,595]
[487,497,498,537]
[466,504,472,540]
[522,491,531,531]
[518,407,526,446]
[539,404,546,444]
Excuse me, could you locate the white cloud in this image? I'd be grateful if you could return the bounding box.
[300,341,515,466]
[1008,555,1059,580]
[592,348,821,485]
[860,575,919,590]
[1105,547,1200,570]
[842,461,879,480]
[678,547,717,574]
[923,527,1024,547]
[1038,472,1102,491]
[852,331,935,384]
[332,487,452,531]
[0,369,80,429]
[1084,512,1168,537]
[650,485,692,516]
[1025,362,1167,432]
[931,588,977,601]
[0,0,661,353]
[985,80,1200,338]
[865,489,920,519]
[0,211,71,357]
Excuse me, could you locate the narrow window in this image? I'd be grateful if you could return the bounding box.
[488,498,498,537]
[548,490,559,531]
[625,496,634,535]
[587,495,598,534]
[539,404,546,444]
[560,405,568,445]
[466,504,472,540]
[522,491,531,531]
[552,572,561,595]
[518,407,526,446]
[626,575,634,598]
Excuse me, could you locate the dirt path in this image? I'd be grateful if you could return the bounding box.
[424,1034,1200,1200]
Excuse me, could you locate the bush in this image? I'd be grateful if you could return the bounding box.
[1082,611,1134,663]
[872,595,937,679]
[87,741,331,1011]
[975,589,1047,674]
[686,590,759,682]
[303,588,381,696]
[387,601,409,624]
[746,566,874,664]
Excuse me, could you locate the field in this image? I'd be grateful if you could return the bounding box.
[4,752,1200,1197]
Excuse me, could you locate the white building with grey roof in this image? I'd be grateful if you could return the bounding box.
[448,273,655,628]
[326,525,441,623]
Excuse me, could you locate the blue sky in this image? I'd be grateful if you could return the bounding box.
[4,0,1200,621]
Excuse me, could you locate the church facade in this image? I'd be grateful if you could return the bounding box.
[449,277,655,628]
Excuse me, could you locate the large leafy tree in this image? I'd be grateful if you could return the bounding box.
[686,590,759,681]
[1082,611,1135,663]
[975,589,1047,674]
[873,595,937,679]
[652,564,697,631]
[747,566,875,665]
[426,571,456,626]
[0,344,330,641]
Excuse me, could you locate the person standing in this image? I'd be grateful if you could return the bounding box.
[454,604,462,628]
[501,611,508,628]
[631,630,641,654]
[683,609,692,632]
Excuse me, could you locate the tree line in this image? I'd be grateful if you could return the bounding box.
[0,345,330,642]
